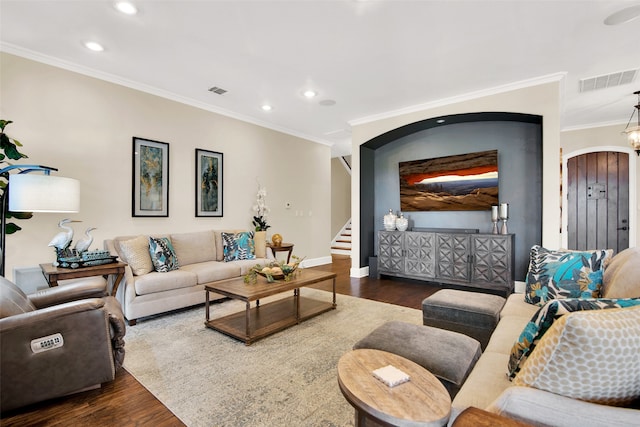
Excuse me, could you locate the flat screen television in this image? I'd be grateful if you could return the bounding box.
[398,149,498,211]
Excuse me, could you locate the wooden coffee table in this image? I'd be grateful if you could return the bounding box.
[204,269,337,345]
[338,349,451,427]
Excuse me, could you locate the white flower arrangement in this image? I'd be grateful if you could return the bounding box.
[252,183,270,231]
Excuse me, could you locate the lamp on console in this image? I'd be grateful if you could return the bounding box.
[0,165,80,276]
[622,90,640,156]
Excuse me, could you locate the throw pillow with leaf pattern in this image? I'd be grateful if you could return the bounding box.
[222,231,255,262]
[524,245,613,306]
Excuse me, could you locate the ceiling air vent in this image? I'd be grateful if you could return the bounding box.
[579,69,638,92]
[208,86,227,95]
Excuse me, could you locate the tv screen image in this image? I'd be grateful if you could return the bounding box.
[398,149,498,211]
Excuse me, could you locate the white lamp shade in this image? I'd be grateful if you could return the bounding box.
[8,174,80,213]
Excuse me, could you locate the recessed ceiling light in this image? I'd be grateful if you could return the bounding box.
[436,119,446,124]
[115,1,138,15]
[604,4,640,25]
[303,90,318,99]
[261,104,273,111]
[84,41,104,52]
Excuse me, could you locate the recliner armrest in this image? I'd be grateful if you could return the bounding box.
[0,298,106,331]
[28,280,107,308]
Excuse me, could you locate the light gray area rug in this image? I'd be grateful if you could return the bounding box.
[123,288,423,427]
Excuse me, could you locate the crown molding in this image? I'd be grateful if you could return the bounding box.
[349,72,567,127]
[0,43,333,147]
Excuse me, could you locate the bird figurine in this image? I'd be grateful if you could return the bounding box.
[74,227,96,253]
[48,218,81,251]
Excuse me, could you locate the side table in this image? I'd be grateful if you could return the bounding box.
[338,348,451,427]
[40,261,127,296]
[266,242,294,263]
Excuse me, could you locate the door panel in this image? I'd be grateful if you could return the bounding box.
[567,151,629,253]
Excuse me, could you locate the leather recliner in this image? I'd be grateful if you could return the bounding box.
[0,276,126,413]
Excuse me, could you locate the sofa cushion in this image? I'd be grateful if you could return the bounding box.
[119,235,153,276]
[508,298,640,379]
[170,231,217,266]
[602,246,640,299]
[133,270,198,295]
[148,237,180,273]
[451,351,513,411]
[513,305,640,405]
[179,261,241,283]
[222,232,255,262]
[524,245,612,306]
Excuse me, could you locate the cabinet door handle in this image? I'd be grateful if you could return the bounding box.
[617,226,628,231]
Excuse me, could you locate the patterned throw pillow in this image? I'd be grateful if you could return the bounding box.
[524,245,612,306]
[118,235,153,276]
[513,305,640,405]
[222,231,255,262]
[508,297,640,379]
[148,237,180,272]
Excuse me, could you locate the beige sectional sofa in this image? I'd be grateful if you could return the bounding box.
[449,246,640,426]
[104,230,272,325]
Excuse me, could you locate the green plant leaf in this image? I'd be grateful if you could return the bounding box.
[5,222,22,235]
[6,211,33,220]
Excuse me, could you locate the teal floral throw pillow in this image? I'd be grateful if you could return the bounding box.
[148,237,180,273]
[222,232,255,262]
[508,297,640,379]
[524,245,612,306]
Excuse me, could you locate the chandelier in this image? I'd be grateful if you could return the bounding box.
[623,90,640,155]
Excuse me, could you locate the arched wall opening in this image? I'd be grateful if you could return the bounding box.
[360,112,543,280]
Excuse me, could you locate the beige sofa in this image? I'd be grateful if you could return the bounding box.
[449,246,640,426]
[105,230,273,325]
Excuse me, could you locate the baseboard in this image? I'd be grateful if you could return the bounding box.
[301,256,332,268]
[350,266,369,278]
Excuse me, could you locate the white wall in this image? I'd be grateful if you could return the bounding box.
[0,53,332,280]
[349,79,562,274]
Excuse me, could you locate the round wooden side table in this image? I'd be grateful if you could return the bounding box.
[266,242,294,263]
[338,348,451,427]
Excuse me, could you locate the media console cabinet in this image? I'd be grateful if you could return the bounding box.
[377,229,514,296]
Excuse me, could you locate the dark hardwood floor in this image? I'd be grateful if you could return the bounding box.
[1,255,441,426]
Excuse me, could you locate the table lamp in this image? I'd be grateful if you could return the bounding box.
[0,165,80,276]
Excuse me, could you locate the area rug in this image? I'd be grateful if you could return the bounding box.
[123,288,423,427]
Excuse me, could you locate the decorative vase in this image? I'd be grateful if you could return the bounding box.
[499,203,509,234]
[491,205,499,234]
[383,209,397,231]
[271,233,283,246]
[395,213,408,231]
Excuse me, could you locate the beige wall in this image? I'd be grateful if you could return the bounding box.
[560,124,639,246]
[349,80,562,274]
[331,157,351,238]
[0,53,332,280]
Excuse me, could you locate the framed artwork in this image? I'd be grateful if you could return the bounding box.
[195,148,223,217]
[132,137,169,217]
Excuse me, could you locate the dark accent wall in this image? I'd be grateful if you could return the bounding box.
[360,113,543,281]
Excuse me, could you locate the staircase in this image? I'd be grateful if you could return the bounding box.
[331,220,352,256]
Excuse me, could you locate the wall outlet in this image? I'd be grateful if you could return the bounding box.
[31,333,64,353]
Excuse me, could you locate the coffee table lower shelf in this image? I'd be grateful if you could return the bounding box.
[205,295,335,345]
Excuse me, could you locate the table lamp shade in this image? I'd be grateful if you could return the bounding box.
[8,174,80,213]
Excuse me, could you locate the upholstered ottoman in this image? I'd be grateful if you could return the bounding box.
[353,321,482,398]
[422,289,506,350]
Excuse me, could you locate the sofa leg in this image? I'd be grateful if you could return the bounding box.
[127,318,137,326]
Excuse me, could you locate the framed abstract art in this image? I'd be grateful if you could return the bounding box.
[195,148,223,217]
[132,137,169,217]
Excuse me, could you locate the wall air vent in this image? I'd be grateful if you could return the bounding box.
[579,69,638,92]
[208,86,227,95]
